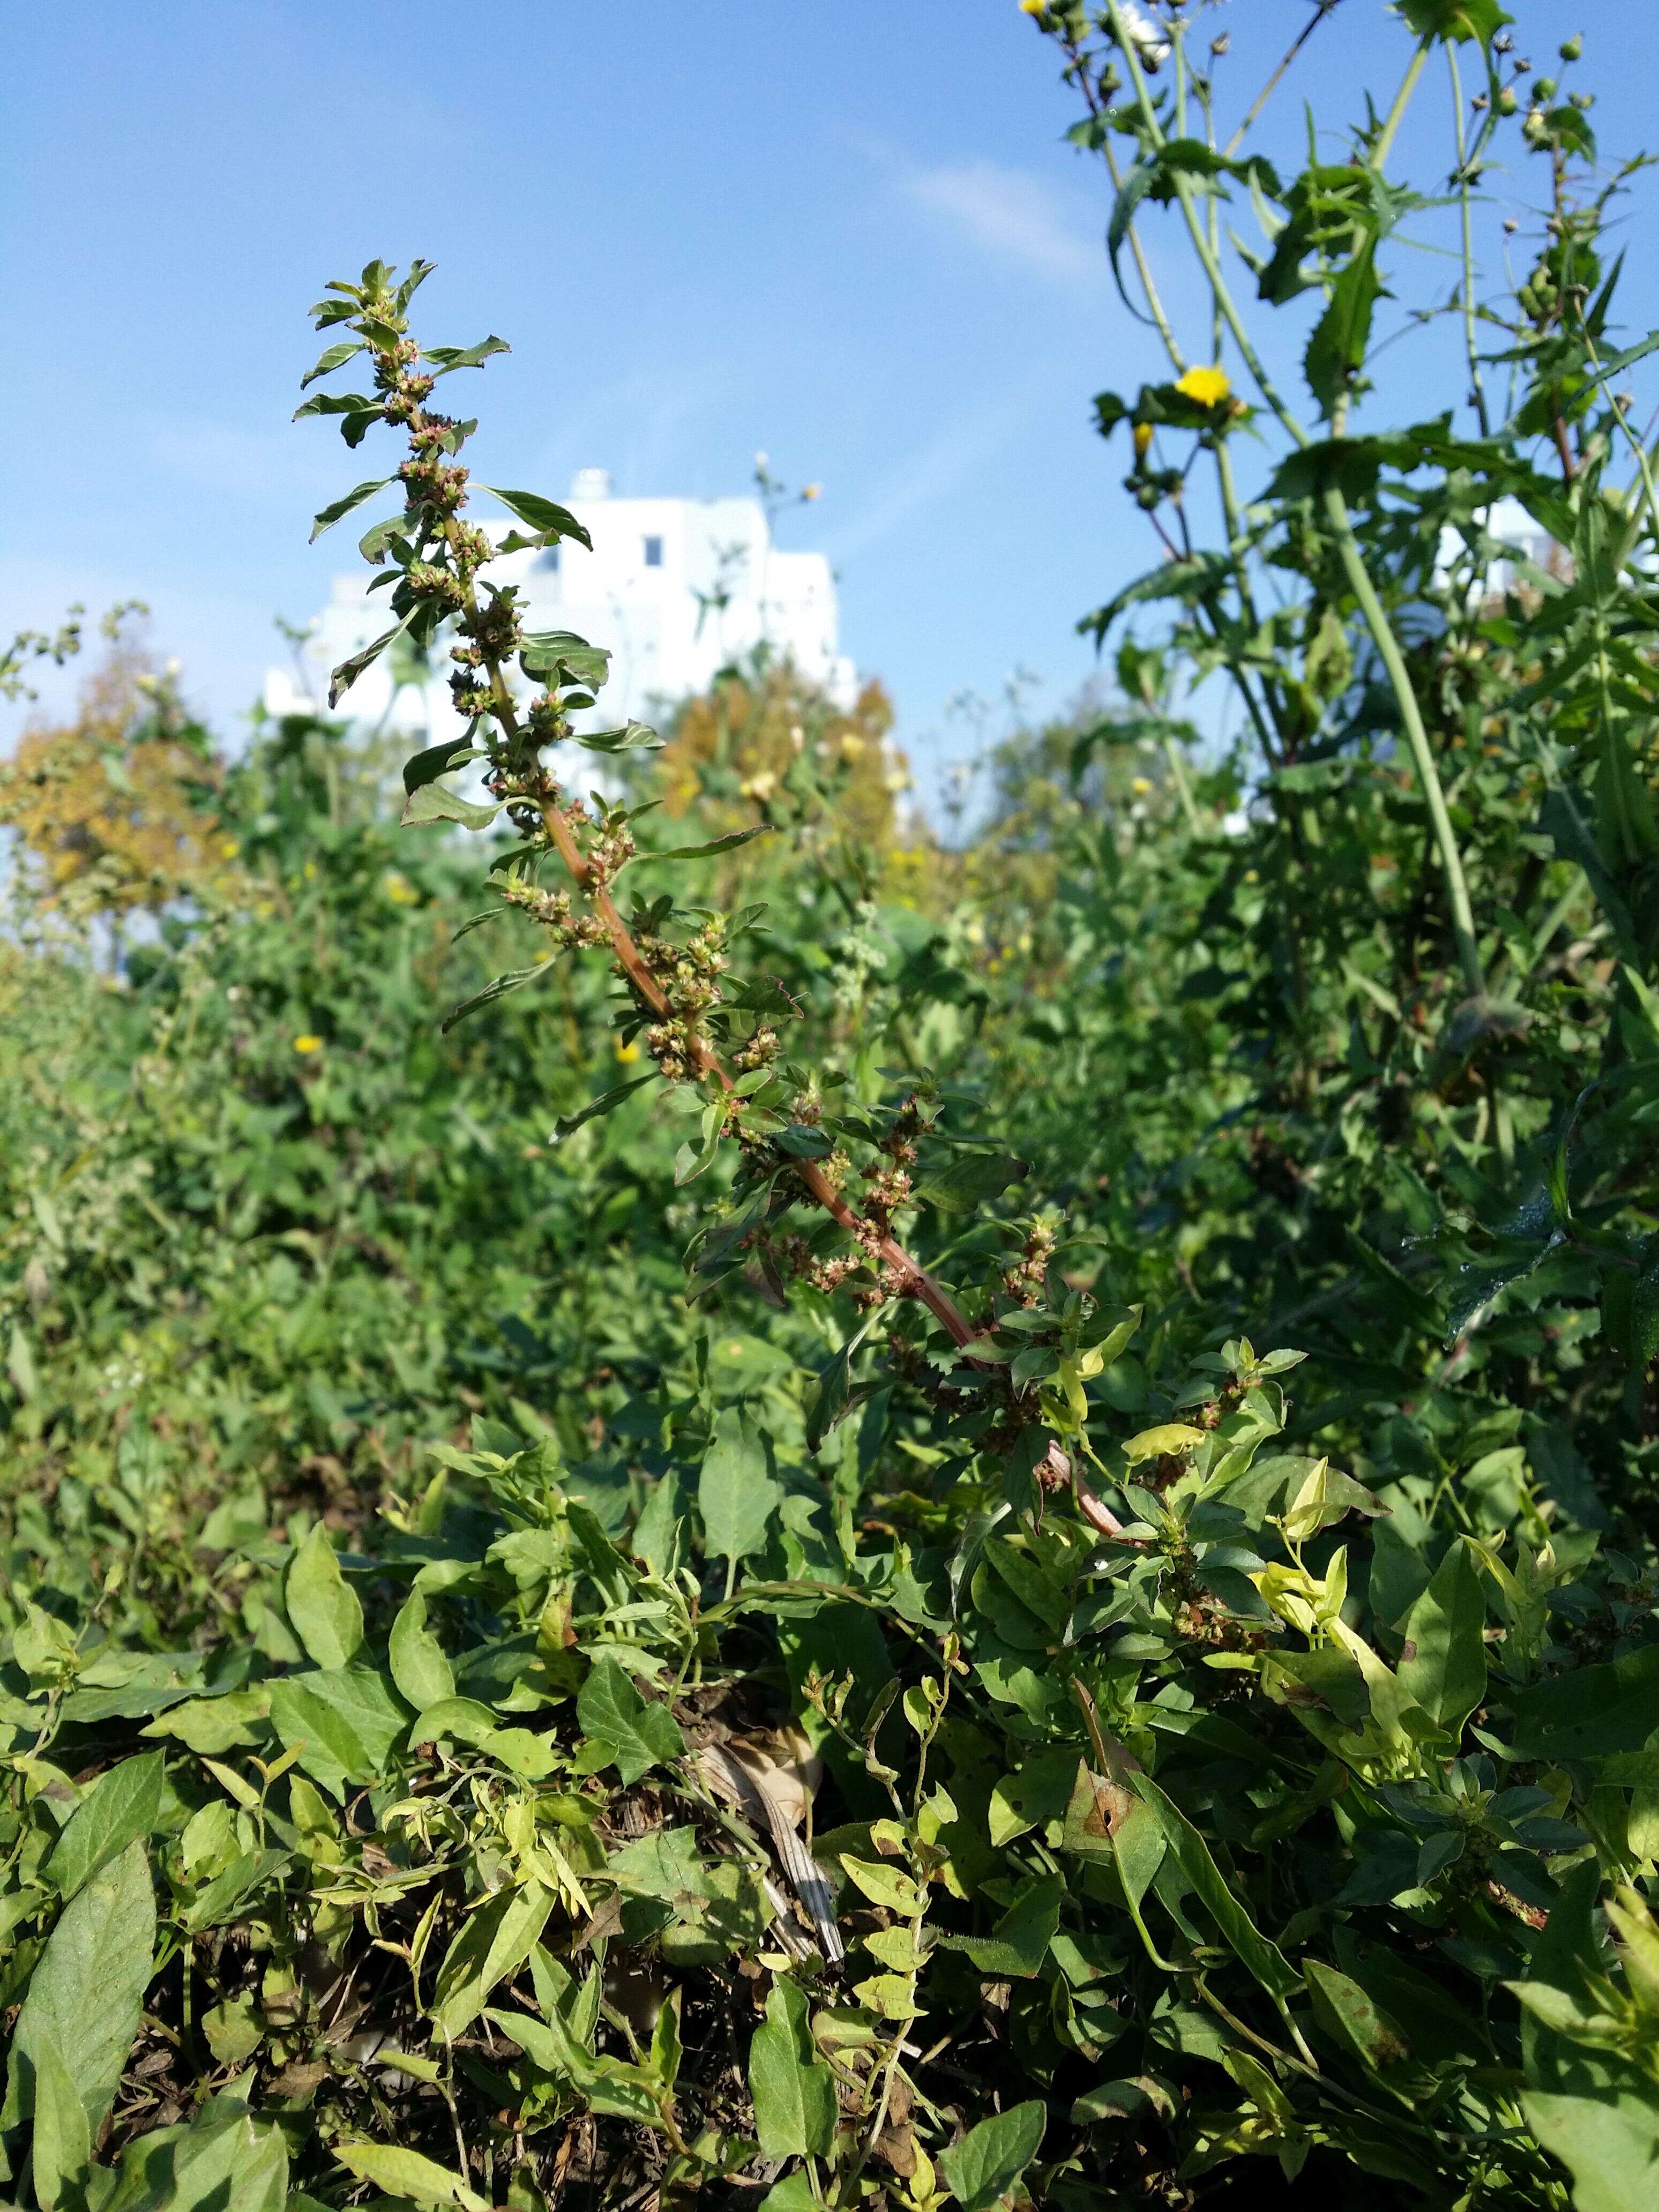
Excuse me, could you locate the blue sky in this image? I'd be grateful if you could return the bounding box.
[5,2,1657,795]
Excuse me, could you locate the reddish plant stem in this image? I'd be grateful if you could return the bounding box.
[472,564,1130,1537]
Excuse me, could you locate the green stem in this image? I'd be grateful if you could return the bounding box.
[1163,736,1202,834]
[1324,485,1484,998]
[1371,41,1429,174]
[1446,46,1492,436]
[1102,0,1308,448]
[1118,2,1478,996]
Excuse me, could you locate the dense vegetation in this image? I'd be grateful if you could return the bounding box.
[4,5,1659,2208]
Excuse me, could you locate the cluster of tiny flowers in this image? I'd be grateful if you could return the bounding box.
[407,562,466,613]
[829,898,886,1015]
[1002,1219,1056,1307]
[862,1163,914,1225]
[585,808,636,893]
[634,918,727,1080]
[733,1026,779,1073]
[501,879,606,949]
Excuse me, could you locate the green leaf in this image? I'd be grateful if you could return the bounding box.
[576,720,664,754]
[937,2100,1046,2212]
[1397,1540,1486,1735]
[44,1751,163,1899]
[649,826,773,862]
[1,1841,154,2141]
[574,1655,685,1786]
[914,1149,1028,1215]
[309,476,393,542]
[1520,2089,1659,2212]
[747,1976,837,2159]
[806,1316,878,1454]
[440,962,558,1035]
[328,610,414,706]
[423,334,511,376]
[1398,0,1511,43]
[699,1407,781,1570]
[389,1589,455,1709]
[482,488,593,549]
[401,781,504,832]
[300,339,365,388]
[1305,238,1382,417]
[140,1688,271,1757]
[335,2142,489,2211]
[31,2034,92,2212]
[108,2088,289,2212]
[1127,1773,1300,2002]
[549,1073,659,1141]
[266,1667,409,1798]
[285,1522,364,1669]
[183,1847,290,1933]
[519,629,610,687]
[403,736,483,795]
[1304,1960,1409,2071]
[430,1882,555,2041]
[487,2007,663,2125]
[1508,1641,1659,1763]
[942,1871,1064,1979]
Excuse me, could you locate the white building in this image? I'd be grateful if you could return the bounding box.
[266,469,856,735]
[1434,494,1566,601]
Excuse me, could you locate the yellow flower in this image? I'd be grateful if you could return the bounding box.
[615,1037,641,1064]
[1133,421,1154,460]
[293,1035,323,1055]
[1132,777,1153,796]
[219,839,240,860]
[1020,0,1047,14]
[1175,365,1232,408]
[802,482,823,502]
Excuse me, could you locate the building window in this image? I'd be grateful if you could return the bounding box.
[642,535,663,568]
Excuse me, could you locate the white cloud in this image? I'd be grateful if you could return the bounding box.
[906,159,1100,287]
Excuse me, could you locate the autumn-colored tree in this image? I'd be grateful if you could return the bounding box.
[654,651,911,850]
[0,644,238,923]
